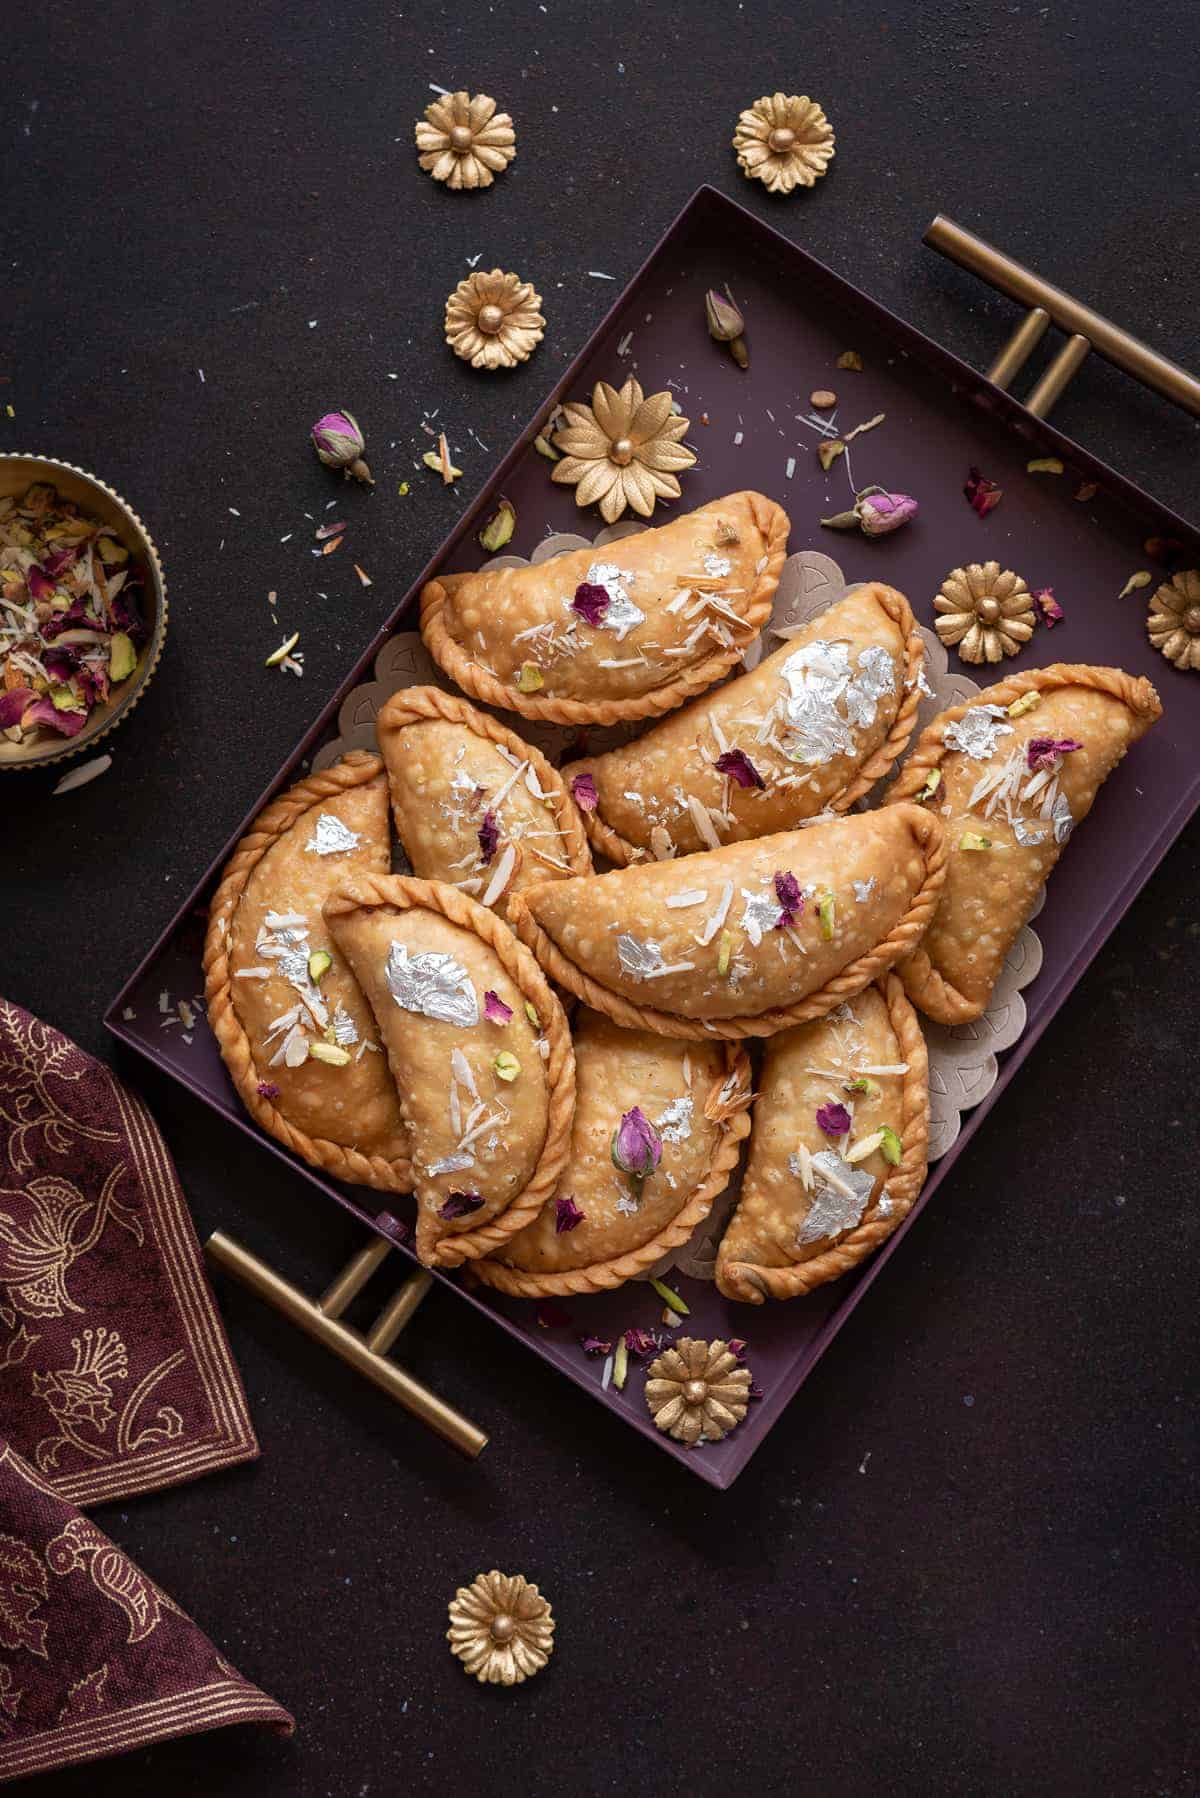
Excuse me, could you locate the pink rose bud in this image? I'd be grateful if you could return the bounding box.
[857,491,919,537]
[311,409,374,486]
[610,1105,663,1189]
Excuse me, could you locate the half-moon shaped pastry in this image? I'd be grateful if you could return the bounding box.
[716,976,928,1302]
[322,874,574,1268]
[886,663,1162,1024]
[203,753,412,1189]
[375,687,591,922]
[564,583,923,864]
[475,1010,752,1296]
[419,492,789,725]
[507,806,946,1039]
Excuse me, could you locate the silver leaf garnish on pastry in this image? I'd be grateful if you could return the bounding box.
[941,704,1013,761]
[305,812,363,856]
[385,944,479,1026]
[779,639,897,763]
[796,1151,876,1244]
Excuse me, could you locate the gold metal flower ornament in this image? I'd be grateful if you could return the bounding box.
[733,93,835,195]
[445,270,545,371]
[1146,568,1200,672]
[550,378,696,524]
[415,91,516,190]
[447,1571,555,1686]
[644,1338,752,1448]
[934,561,1036,664]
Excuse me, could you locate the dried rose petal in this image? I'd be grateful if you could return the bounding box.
[571,581,610,626]
[570,771,599,812]
[1032,586,1064,627]
[964,466,1003,517]
[774,870,803,928]
[483,989,513,1024]
[26,565,57,602]
[22,697,87,736]
[714,747,764,790]
[77,662,109,707]
[0,688,33,730]
[727,1337,748,1360]
[555,1196,585,1234]
[535,1299,571,1330]
[623,1327,661,1360]
[41,546,78,578]
[40,596,100,641]
[816,1101,852,1136]
[580,1335,613,1357]
[477,809,499,863]
[1026,737,1082,772]
[439,1190,485,1221]
[256,1081,281,1099]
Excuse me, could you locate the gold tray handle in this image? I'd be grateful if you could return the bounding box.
[207,1229,487,1459]
[924,215,1200,420]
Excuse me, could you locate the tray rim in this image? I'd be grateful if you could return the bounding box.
[104,182,1200,1490]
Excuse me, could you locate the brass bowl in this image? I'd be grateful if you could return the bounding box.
[0,453,167,771]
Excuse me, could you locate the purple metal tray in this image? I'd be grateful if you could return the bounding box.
[106,186,1200,1488]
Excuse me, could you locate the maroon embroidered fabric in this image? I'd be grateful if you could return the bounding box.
[0,1435,292,1781]
[0,996,258,1504]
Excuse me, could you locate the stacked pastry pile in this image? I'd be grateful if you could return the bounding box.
[203,494,1161,1304]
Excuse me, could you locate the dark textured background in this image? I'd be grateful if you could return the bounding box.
[6,2,1197,1793]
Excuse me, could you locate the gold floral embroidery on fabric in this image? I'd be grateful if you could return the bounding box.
[0,1663,23,1736]
[46,1519,179,1645]
[0,1002,120,1176]
[0,1327,37,1373]
[33,1333,185,1475]
[0,1535,49,1658]
[58,1663,109,1722]
[0,1166,142,1324]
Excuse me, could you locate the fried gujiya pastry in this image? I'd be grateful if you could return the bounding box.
[323,874,574,1268]
[564,583,924,864]
[475,1009,752,1296]
[419,492,790,724]
[885,663,1162,1024]
[375,686,591,922]
[203,752,412,1189]
[507,805,946,1040]
[716,977,928,1303]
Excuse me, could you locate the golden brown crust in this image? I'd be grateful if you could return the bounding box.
[375,684,592,883]
[321,873,576,1267]
[202,752,413,1190]
[715,975,928,1302]
[886,663,1162,1025]
[507,806,947,1040]
[418,492,790,725]
[568,582,926,866]
[473,1047,753,1296]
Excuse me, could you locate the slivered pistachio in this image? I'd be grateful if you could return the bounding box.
[479,498,516,553]
[492,1051,521,1082]
[309,1041,351,1067]
[307,950,332,982]
[879,1125,902,1166]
